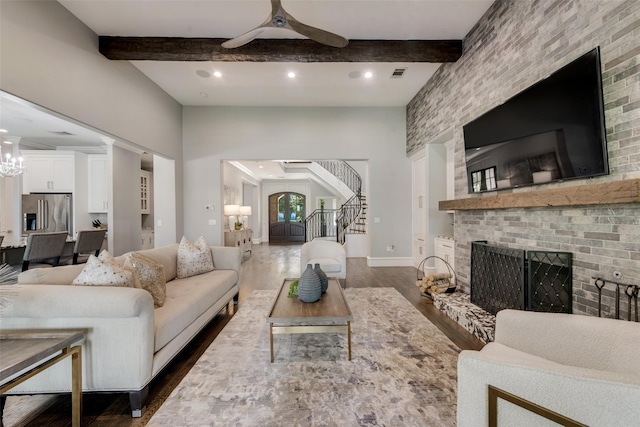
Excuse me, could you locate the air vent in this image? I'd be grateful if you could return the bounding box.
[50,131,75,136]
[391,68,407,78]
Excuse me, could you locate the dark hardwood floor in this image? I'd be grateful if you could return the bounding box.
[2,242,483,427]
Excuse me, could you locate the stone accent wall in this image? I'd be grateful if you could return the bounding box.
[407,0,640,319]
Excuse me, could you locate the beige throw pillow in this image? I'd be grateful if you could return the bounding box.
[177,236,214,279]
[124,252,166,308]
[72,254,135,287]
[97,249,125,267]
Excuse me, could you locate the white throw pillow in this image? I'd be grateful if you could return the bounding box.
[72,254,135,287]
[124,252,166,308]
[177,236,214,279]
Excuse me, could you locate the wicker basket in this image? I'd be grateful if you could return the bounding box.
[416,255,456,298]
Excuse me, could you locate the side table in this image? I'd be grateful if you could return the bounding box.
[0,330,84,426]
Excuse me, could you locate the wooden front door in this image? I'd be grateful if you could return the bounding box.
[269,192,306,242]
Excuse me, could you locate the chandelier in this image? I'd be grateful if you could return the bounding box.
[0,144,25,178]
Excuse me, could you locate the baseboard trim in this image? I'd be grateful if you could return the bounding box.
[367,256,414,267]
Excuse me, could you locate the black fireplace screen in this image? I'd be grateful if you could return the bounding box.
[471,241,573,315]
[528,251,573,313]
[471,242,526,315]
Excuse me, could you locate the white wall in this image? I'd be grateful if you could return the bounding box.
[108,145,141,255]
[73,152,92,234]
[183,106,411,261]
[153,155,177,247]
[0,0,184,242]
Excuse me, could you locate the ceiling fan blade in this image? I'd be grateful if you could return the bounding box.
[223,0,348,49]
[221,27,267,48]
[287,16,348,48]
[222,2,280,49]
[271,0,282,14]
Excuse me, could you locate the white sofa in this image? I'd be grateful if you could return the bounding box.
[0,243,241,417]
[457,309,640,427]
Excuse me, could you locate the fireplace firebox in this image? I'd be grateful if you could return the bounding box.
[471,241,573,315]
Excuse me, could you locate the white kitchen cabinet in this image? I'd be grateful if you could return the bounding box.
[412,153,426,268]
[140,170,151,214]
[435,237,455,276]
[88,155,108,213]
[22,151,75,194]
[141,229,154,249]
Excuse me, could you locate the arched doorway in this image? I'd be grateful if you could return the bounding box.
[269,192,306,242]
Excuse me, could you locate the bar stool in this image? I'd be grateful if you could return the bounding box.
[22,232,69,271]
[70,229,107,264]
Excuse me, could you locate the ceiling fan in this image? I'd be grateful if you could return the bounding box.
[221,0,349,49]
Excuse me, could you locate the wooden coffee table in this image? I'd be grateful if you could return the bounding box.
[267,278,353,362]
[0,330,84,427]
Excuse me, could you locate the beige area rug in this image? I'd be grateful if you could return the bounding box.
[148,287,461,426]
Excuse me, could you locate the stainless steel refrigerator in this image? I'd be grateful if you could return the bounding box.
[22,193,73,235]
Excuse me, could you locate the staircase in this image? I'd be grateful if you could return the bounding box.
[304,160,367,243]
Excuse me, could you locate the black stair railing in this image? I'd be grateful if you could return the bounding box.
[335,195,361,244]
[316,160,361,197]
[305,160,366,243]
[304,208,339,242]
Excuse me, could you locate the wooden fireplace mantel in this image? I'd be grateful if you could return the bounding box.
[439,178,640,211]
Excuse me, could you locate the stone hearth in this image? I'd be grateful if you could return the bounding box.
[432,291,495,343]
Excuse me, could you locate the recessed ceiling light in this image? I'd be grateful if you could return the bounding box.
[259,165,264,169]
[364,71,373,79]
[348,71,362,79]
[213,71,222,78]
[200,92,208,98]
[196,70,211,78]
[287,72,296,78]
[0,129,7,133]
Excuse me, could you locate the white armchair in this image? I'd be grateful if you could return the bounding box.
[457,309,640,427]
[300,240,346,281]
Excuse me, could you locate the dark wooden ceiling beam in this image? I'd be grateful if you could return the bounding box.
[99,37,462,62]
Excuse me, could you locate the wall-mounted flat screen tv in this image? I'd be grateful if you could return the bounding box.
[463,47,608,194]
